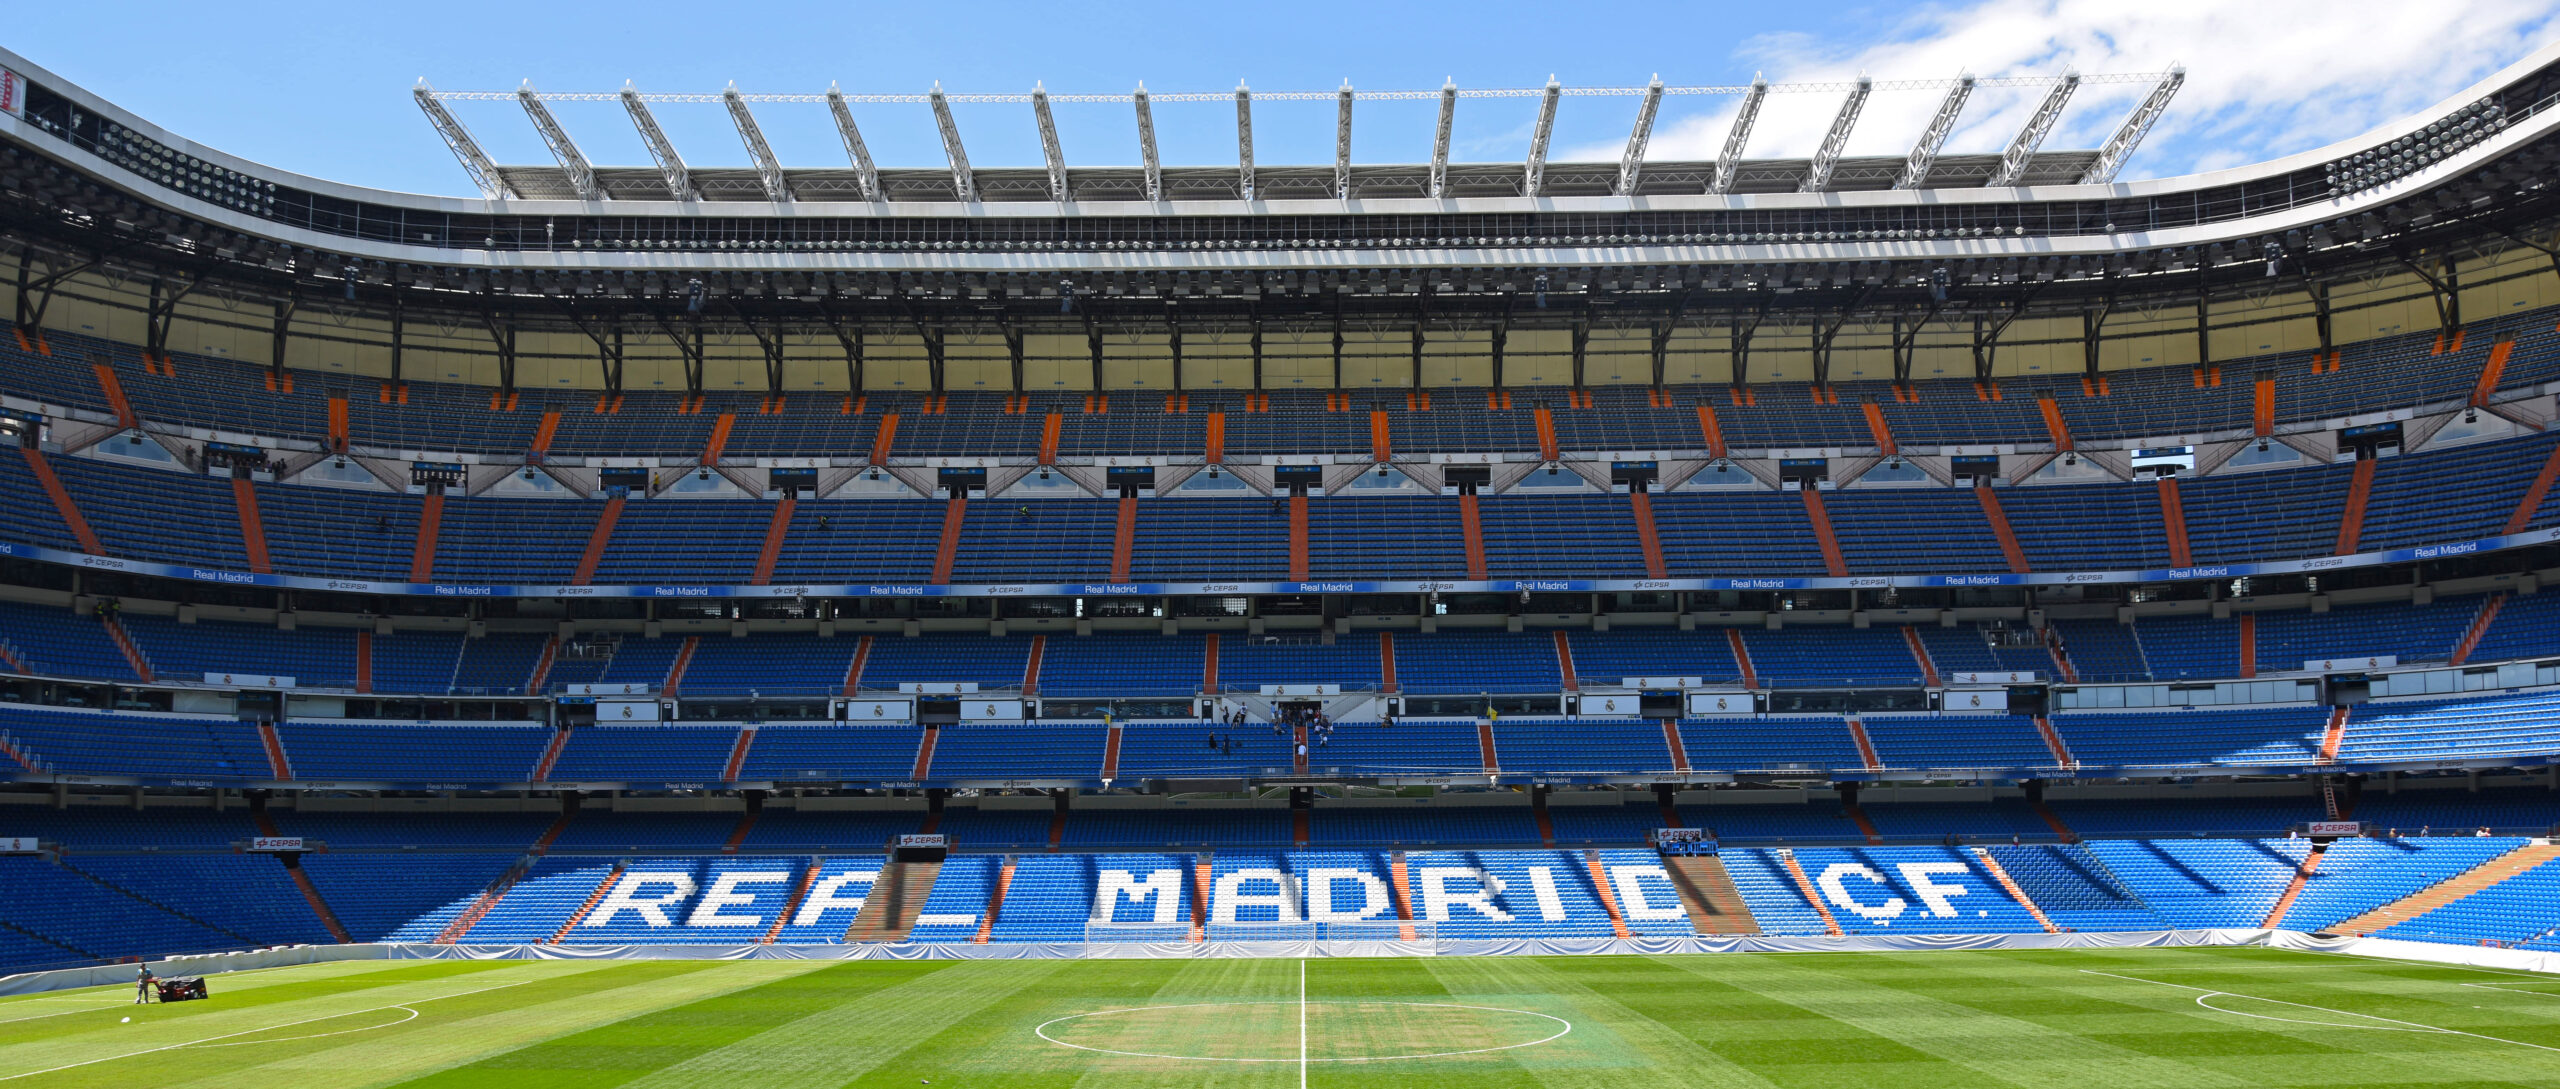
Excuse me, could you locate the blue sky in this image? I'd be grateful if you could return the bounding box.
[14,0,2560,197]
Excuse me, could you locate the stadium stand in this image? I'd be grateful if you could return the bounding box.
[8,50,2560,978]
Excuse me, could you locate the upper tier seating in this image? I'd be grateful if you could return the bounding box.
[13,310,2560,476]
[13,423,2559,588]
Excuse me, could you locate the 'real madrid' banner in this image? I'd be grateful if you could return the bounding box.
[3,526,2551,600]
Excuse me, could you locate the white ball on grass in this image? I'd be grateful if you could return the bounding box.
[120,1017,130,1023]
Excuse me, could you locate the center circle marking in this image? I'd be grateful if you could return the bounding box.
[1035,999,1571,1063]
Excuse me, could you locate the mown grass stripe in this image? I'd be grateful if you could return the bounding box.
[608,959,1065,1089]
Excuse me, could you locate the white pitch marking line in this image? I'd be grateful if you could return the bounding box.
[0,1006,130,1026]
[186,1005,421,1048]
[1034,999,1572,1063]
[2080,970,2560,1053]
[0,979,529,1081]
[1298,959,1308,1089]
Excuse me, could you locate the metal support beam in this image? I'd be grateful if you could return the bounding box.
[517,83,601,201]
[1711,78,1768,196]
[1235,83,1256,201]
[1000,314,1025,392]
[1989,73,2081,187]
[413,81,511,199]
[1811,297,1866,387]
[1975,291,2039,382]
[1894,76,1975,190]
[817,300,866,391]
[1411,288,1430,389]
[1524,78,1561,198]
[1081,306,1104,391]
[619,83,692,201]
[1249,310,1265,391]
[1134,84,1162,202]
[723,83,790,202]
[12,251,97,333]
[1330,298,1345,390]
[928,83,975,202]
[2082,68,2183,184]
[269,294,296,378]
[2397,253,2461,336]
[1616,76,1665,196]
[825,85,884,201]
[1334,81,1354,201]
[388,295,404,384]
[732,303,789,394]
[561,304,624,394]
[2082,301,2112,375]
[1033,84,1069,202]
[652,314,708,395]
[900,301,948,393]
[142,275,199,361]
[1429,79,1456,199]
[1799,77,1872,194]
[2194,276,2212,370]
[481,310,519,393]
[1731,301,1769,387]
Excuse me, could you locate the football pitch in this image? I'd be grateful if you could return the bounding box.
[2,948,2559,1087]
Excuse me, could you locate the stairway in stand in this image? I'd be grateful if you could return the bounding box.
[2318,844,2560,936]
[1661,854,1761,935]
[843,860,941,942]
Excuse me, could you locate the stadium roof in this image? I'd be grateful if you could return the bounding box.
[2,42,2560,395]
[411,72,2178,203]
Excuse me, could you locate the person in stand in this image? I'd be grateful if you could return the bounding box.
[135,967,155,1005]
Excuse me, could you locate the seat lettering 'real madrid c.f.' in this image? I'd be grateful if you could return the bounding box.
[1817,862,1974,923]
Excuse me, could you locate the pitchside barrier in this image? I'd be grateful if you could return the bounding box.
[5,932,2557,998]
[382,929,2299,963]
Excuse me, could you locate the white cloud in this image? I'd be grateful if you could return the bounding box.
[1571,0,2560,181]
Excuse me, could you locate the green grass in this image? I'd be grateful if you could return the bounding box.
[2,947,2559,1086]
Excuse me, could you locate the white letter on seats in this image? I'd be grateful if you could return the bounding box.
[1608,864,1689,922]
[1303,868,1388,922]
[1525,866,1568,921]
[686,870,788,928]
[1214,867,1302,924]
[1418,866,1513,922]
[789,870,877,926]
[586,872,697,928]
[1094,868,1186,925]
[1895,862,1973,918]
[1817,863,1905,923]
